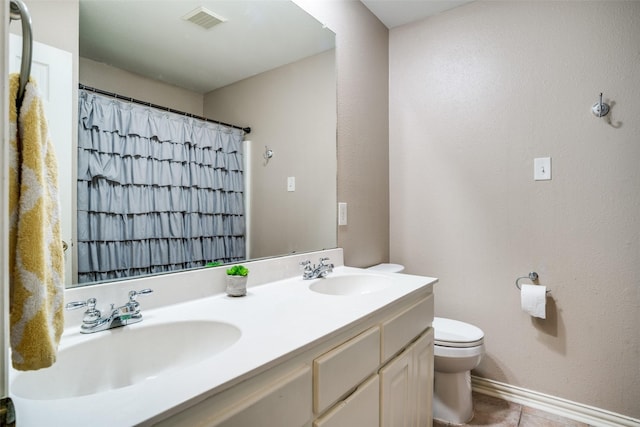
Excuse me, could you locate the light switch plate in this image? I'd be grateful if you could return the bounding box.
[287,176,295,191]
[534,157,551,181]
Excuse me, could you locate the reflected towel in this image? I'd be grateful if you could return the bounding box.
[9,73,64,371]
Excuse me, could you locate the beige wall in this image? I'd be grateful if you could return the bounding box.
[295,0,390,268]
[389,1,640,418]
[79,57,203,116]
[11,0,78,55]
[204,51,336,259]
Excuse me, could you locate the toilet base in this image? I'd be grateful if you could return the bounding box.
[433,370,474,425]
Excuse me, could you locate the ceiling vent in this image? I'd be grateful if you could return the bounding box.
[182,6,226,30]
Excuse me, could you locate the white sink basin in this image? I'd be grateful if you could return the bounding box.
[309,274,393,296]
[11,320,241,400]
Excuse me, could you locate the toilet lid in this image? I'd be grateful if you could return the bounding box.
[433,317,484,348]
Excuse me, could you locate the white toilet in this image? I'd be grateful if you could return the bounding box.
[368,263,485,425]
[433,317,485,425]
[366,263,405,273]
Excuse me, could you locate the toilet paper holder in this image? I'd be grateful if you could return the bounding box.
[515,272,551,293]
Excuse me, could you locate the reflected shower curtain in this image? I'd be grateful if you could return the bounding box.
[77,90,245,283]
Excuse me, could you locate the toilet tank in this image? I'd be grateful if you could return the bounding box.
[367,263,405,273]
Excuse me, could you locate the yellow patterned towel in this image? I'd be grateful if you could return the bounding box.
[8,73,65,371]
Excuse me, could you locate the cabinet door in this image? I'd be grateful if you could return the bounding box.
[380,328,434,427]
[379,348,413,427]
[413,329,434,427]
[313,375,379,427]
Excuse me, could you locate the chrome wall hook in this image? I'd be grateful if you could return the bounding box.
[592,92,610,117]
[263,146,274,164]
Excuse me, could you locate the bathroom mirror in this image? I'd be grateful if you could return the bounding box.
[72,0,337,287]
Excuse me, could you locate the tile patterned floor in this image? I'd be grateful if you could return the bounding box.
[433,392,593,427]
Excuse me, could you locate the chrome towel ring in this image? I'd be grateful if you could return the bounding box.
[9,0,33,108]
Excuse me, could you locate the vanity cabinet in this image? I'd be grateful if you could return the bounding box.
[312,296,434,427]
[155,292,433,427]
[380,329,434,427]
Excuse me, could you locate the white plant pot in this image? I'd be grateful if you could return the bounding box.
[226,275,248,297]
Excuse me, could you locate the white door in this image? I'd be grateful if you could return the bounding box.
[9,33,73,285]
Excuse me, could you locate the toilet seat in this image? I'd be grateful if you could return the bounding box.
[433,317,484,348]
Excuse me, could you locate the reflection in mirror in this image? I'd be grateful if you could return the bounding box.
[73,0,336,287]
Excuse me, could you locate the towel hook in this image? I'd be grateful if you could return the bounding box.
[591,92,610,118]
[516,272,551,293]
[263,146,274,165]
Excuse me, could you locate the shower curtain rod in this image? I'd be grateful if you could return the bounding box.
[79,84,251,134]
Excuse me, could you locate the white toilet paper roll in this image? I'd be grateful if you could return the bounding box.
[520,284,547,319]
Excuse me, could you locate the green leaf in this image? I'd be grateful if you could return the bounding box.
[226,265,249,276]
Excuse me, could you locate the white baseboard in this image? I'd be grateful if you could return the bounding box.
[471,376,640,427]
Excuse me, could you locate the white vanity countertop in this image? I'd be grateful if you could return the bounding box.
[10,265,437,427]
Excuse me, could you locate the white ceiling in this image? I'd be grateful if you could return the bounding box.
[360,0,473,28]
[79,1,335,94]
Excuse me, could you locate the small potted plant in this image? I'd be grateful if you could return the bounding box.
[226,264,249,297]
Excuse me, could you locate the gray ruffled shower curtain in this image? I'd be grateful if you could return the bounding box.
[77,90,245,283]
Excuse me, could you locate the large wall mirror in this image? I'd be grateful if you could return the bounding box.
[73,0,337,288]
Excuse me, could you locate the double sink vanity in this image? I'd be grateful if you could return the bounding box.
[10,249,437,426]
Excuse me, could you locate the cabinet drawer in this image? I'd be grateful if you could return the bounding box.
[381,295,433,362]
[313,374,380,427]
[215,365,312,427]
[314,326,381,414]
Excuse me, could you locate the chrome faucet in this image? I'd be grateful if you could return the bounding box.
[66,289,153,334]
[300,257,334,280]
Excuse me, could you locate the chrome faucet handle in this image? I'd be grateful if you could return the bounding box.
[300,260,314,279]
[127,289,153,316]
[65,297,97,311]
[319,257,331,266]
[66,298,101,325]
[66,300,89,311]
[128,288,153,303]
